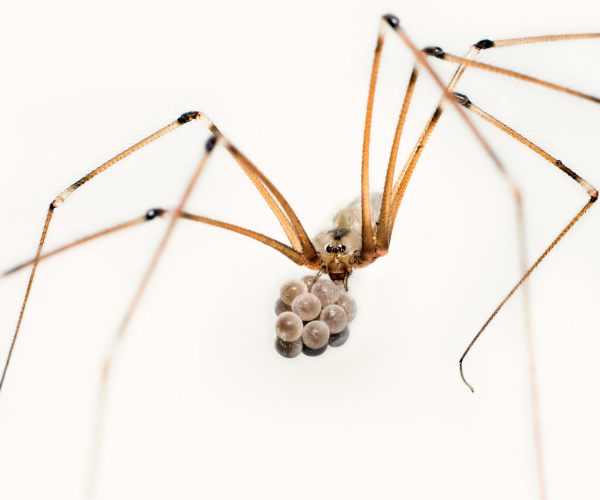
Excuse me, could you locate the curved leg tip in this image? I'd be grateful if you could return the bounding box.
[459,360,475,392]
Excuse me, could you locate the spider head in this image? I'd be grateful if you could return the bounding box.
[311,226,357,279]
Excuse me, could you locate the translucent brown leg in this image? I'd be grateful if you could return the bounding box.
[375,64,420,254]
[428,48,600,104]
[87,122,322,495]
[455,94,599,499]
[1,213,157,278]
[212,132,320,266]
[0,114,201,393]
[87,135,218,497]
[0,208,307,280]
[377,21,600,500]
[493,33,600,47]
[179,213,306,265]
[355,21,385,265]
[355,17,492,264]
[0,110,318,395]
[459,201,595,378]
[384,26,600,243]
[383,16,521,241]
[455,93,599,389]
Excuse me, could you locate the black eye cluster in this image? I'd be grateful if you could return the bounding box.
[326,244,346,254]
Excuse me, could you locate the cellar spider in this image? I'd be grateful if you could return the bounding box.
[1,10,600,500]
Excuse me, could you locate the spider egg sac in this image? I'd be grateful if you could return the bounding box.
[320,305,347,334]
[302,321,330,349]
[300,274,316,293]
[291,293,321,321]
[275,311,303,342]
[328,324,350,347]
[302,342,328,357]
[336,293,357,322]
[280,279,308,306]
[311,279,340,307]
[274,298,292,316]
[274,337,303,358]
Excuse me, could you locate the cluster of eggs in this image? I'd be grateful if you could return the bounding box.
[274,275,357,358]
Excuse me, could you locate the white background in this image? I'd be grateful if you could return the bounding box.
[1,0,599,498]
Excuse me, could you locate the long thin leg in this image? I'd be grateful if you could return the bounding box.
[414,31,597,500]
[1,213,156,278]
[383,16,522,239]
[427,49,600,104]
[179,213,306,265]
[0,208,307,279]
[355,17,413,264]
[493,33,600,47]
[356,21,385,264]
[377,21,598,500]
[87,119,324,493]
[1,110,319,394]
[192,119,308,257]
[88,135,217,497]
[355,17,504,265]
[459,200,595,387]
[0,115,198,393]
[455,92,600,498]
[354,38,531,499]
[455,93,599,387]
[211,131,320,266]
[385,26,600,242]
[375,64,420,254]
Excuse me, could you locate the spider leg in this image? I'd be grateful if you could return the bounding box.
[384,16,521,241]
[180,213,306,265]
[1,213,155,278]
[355,20,385,265]
[210,130,320,265]
[431,48,600,104]
[390,28,598,499]
[0,207,306,280]
[356,16,520,266]
[87,135,218,497]
[1,110,319,394]
[383,23,600,241]
[87,121,322,495]
[455,94,599,499]
[456,95,598,386]
[375,64,420,254]
[353,16,480,265]
[0,114,200,393]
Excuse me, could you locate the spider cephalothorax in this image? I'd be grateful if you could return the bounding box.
[311,193,383,283]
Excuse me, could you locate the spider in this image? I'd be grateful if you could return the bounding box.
[1,7,599,499]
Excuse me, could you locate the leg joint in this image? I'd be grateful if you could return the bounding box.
[178,111,202,124]
[473,39,494,50]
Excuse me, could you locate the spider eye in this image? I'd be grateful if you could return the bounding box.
[339,245,346,253]
[333,247,339,253]
[326,245,332,253]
